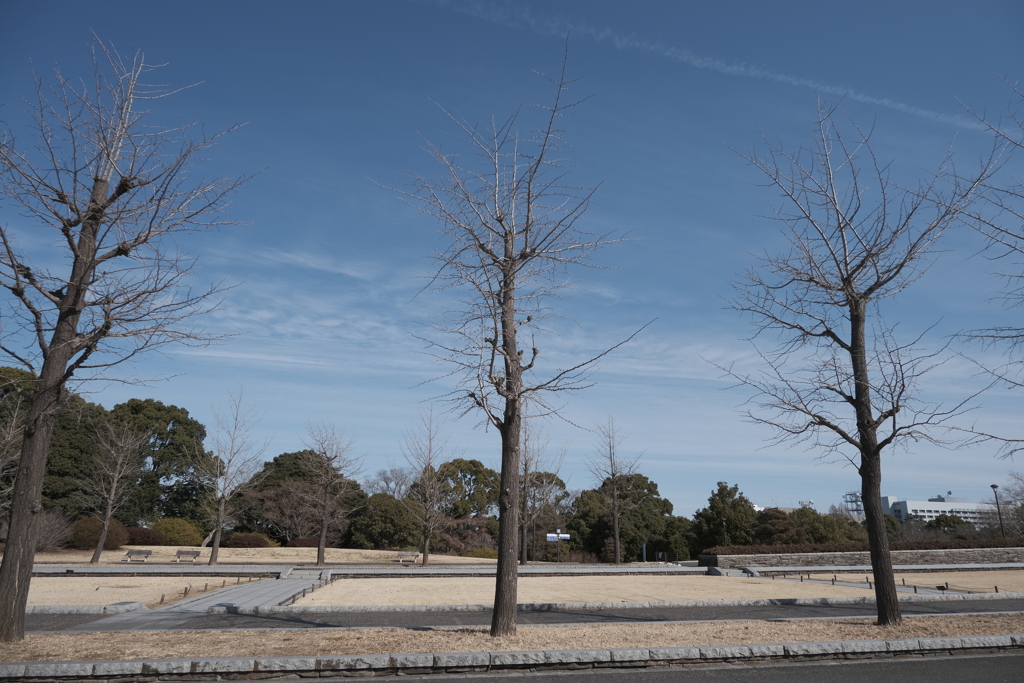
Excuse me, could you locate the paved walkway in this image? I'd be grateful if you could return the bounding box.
[60,568,330,632]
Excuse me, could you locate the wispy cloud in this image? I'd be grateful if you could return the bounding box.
[435,0,984,130]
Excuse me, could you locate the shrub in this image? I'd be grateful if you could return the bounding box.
[69,516,128,551]
[36,509,72,551]
[462,547,498,559]
[286,537,320,547]
[126,527,167,546]
[566,549,600,564]
[151,518,203,546]
[227,533,269,548]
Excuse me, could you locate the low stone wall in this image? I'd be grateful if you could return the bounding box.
[699,547,1024,569]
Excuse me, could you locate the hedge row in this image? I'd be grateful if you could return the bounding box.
[703,538,1024,556]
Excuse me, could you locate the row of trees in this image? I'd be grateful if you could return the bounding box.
[2,37,1023,643]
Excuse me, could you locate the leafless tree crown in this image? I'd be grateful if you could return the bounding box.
[402,59,635,423]
[0,40,244,383]
[726,103,990,462]
[722,102,991,627]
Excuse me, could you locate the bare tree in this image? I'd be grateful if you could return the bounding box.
[519,420,566,564]
[248,480,322,543]
[0,41,243,641]
[959,82,1024,426]
[82,419,149,563]
[401,405,453,566]
[199,389,267,566]
[402,52,640,637]
[364,467,412,498]
[301,422,362,566]
[0,385,26,520]
[584,417,642,565]
[722,103,989,626]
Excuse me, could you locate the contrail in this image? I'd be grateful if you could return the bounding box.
[433,0,984,131]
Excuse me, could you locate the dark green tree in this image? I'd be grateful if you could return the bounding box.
[252,451,321,490]
[790,506,868,544]
[348,493,420,550]
[691,482,757,554]
[107,399,210,526]
[567,473,678,562]
[41,396,107,517]
[925,513,971,534]
[752,507,802,545]
[438,458,499,519]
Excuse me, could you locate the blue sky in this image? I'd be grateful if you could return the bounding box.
[2,0,1023,517]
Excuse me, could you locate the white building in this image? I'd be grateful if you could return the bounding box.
[881,494,994,526]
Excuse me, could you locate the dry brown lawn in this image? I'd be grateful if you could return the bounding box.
[2,614,1022,663]
[27,577,261,608]
[9,548,1021,665]
[295,574,879,606]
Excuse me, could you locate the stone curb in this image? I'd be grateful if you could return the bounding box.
[24,602,146,615]
[2,635,1022,680]
[207,590,1024,614]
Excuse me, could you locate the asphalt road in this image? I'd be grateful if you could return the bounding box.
[26,598,1024,632]
[312,652,1024,682]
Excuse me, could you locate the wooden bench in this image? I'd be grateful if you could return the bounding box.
[175,549,201,563]
[123,549,152,562]
[397,552,419,564]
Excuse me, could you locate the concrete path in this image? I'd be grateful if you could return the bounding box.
[59,568,332,632]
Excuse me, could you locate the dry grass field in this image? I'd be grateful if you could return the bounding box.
[3,614,1023,663]
[3,546,1021,664]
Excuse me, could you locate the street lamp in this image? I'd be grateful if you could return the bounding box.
[991,485,1006,538]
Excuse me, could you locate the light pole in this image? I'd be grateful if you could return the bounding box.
[991,485,1006,538]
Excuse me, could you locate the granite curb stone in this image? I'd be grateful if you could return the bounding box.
[648,646,700,661]
[783,641,844,656]
[432,651,489,668]
[89,661,143,676]
[23,662,92,678]
[747,644,786,657]
[140,659,191,675]
[390,653,434,669]
[253,657,317,672]
[318,654,390,671]
[2,634,1023,680]
[489,650,546,667]
[609,648,648,662]
[916,637,964,650]
[192,657,255,673]
[544,649,611,664]
[699,645,752,659]
[959,634,1015,648]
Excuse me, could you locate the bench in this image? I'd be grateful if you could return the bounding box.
[175,549,201,563]
[123,549,152,562]
[397,552,419,564]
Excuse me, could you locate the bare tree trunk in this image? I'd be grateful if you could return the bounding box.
[849,301,901,626]
[90,503,115,565]
[862,454,900,624]
[0,224,92,638]
[490,405,521,637]
[421,522,431,567]
[317,490,329,566]
[0,376,62,641]
[208,498,226,566]
[520,516,529,565]
[611,488,621,564]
